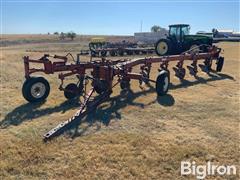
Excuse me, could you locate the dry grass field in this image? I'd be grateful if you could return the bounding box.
[0,35,239,179]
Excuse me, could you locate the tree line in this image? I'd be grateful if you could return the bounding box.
[53,31,77,40]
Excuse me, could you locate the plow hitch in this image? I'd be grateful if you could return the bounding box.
[21,45,224,141]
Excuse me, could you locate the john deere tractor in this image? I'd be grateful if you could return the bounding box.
[155,24,213,56]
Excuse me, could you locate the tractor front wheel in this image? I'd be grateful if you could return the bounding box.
[155,39,172,56]
[22,77,50,103]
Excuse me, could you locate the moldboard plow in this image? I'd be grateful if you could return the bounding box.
[21,45,224,141]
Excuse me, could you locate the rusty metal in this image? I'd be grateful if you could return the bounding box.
[22,45,224,141]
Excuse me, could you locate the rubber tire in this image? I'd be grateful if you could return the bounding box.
[155,39,172,56]
[64,83,81,99]
[156,70,170,96]
[216,57,224,72]
[94,80,109,94]
[22,77,50,103]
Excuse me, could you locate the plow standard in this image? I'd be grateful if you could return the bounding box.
[22,45,224,141]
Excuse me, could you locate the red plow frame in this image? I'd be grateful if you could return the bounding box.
[21,45,224,141]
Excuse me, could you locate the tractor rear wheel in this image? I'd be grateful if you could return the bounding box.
[155,39,172,56]
[155,70,170,96]
[22,77,50,103]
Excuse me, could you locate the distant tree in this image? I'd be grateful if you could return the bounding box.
[47,32,50,35]
[151,25,161,32]
[54,32,59,35]
[212,28,218,38]
[59,32,65,40]
[67,31,77,40]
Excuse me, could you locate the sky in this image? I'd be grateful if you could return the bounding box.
[1,0,240,35]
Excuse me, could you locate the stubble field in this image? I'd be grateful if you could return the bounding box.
[0,35,239,179]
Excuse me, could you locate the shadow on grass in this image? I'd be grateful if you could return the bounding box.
[170,72,235,90]
[0,99,80,128]
[0,72,234,132]
[67,72,235,139]
[69,86,157,138]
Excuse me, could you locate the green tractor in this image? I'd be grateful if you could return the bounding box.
[155,24,213,56]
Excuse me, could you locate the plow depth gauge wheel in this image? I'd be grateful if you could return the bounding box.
[156,70,170,96]
[22,77,50,103]
[64,83,83,99]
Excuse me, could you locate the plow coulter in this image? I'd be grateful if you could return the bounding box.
[21,45,224,141]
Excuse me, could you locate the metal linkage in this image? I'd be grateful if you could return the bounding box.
[21,45,224,141]
[43,88,112,141]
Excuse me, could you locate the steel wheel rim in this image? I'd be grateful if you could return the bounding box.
[157,42,168,55]
[31,82,46,98]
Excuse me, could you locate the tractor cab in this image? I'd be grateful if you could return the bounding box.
[168,24,190,43]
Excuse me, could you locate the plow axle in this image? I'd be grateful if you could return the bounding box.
[21,45,224,141]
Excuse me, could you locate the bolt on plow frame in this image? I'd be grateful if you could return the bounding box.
[21,45,224,141]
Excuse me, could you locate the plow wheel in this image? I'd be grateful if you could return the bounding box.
[22,77,50,103]
[156,70,170,96]
[94,80,109,94]
[216,57,224,72]
[64,83,83,99]
[155,39,172,56]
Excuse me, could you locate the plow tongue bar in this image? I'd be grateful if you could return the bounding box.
[43,89,111,141]
[21,45,223,141]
